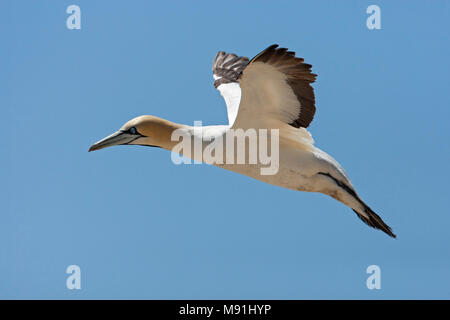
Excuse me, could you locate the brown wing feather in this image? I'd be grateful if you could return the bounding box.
[212,52,249,88]
[243,44,317,128]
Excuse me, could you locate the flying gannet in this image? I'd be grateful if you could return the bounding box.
[89,44,396,238]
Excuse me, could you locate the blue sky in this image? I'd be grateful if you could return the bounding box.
[2,0,450,299]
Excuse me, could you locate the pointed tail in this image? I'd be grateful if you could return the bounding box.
[317,172,396,238]
[352,204,396,238]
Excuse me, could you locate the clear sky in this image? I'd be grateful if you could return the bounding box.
[2,0,450,299]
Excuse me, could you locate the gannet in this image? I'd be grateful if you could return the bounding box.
[89,44,396,238]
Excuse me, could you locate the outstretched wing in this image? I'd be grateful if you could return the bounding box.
[212,44,317,132]
[234,44,317,130]
[212,51,249,126]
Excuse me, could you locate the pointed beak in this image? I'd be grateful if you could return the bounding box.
[89,131,140,152]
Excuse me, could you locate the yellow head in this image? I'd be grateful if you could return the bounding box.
[89,115,180,152]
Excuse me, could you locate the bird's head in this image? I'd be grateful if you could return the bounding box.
[89,115,179,152]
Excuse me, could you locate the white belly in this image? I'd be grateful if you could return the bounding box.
[187,126,352,194]
[216,146,330,192]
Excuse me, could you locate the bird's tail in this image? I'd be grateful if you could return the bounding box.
[352,204,396,238]
[316,172,396,238]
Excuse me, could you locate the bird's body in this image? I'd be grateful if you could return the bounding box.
[176,124,365,219]
[89,44,396,238]
[178,124,348,194]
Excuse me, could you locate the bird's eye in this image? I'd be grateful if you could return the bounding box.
[129,127,137,134]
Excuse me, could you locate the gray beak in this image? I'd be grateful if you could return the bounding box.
[89,131,140,152]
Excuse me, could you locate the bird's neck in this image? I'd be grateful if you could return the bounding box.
[149,120,186,150]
